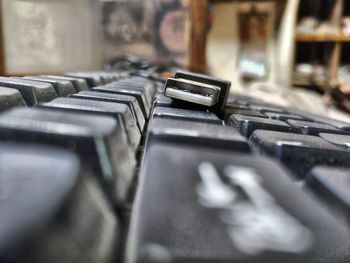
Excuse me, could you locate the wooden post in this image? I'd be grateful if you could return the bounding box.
[329,42,342,87]
[0,0,6,76]
[187,0,208,73]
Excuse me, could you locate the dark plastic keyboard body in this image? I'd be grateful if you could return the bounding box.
[0,69,349,263]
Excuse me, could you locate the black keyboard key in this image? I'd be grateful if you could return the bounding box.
[41,75,90,92]
[147,118,250,152]
[0,87,26,111]
[23,76,76,97]
[224,107,265,121]
[287,119,347,135]
[228,114,301,137]
[94,85,150,118]
[106,82,153,112]
[0,108,135,202]
[264,112,306,121]
[248,104,286,113]
[250,130,350,177]
[39,97,141,149]
[65,72,103,87]
[0,144,118,262]
[319,133,350,148]
[153,93,174,108]
[117,77,156,95]
[306,166,350,224]
[127,143,350,263]
[153,106,222,124]
[291,111,350,131]
[0,77,57,106]
[71,91,145,132]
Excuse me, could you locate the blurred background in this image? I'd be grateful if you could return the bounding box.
[1,0,350,96]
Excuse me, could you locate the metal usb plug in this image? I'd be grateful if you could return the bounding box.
[165,78,220,107]
[163,71,231,114]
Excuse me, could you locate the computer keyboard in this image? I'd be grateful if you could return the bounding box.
[0,60,350,263]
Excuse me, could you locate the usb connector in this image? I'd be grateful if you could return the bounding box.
[164,71,231,114]
[165,78,220,106]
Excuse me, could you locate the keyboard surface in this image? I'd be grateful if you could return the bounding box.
[0,63,350,263]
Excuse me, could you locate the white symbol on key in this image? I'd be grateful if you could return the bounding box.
[221,166,314,255]
[196,162,236,208]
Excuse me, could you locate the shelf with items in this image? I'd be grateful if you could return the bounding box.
[293,0,346,89]
[295,34,350,42]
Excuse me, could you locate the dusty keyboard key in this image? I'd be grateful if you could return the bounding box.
[23,76,76,97]
[127,143,350,263]
[71,91,145,132]
[264,112,306,121]
[39,97,141,149]
[319,133,350,148]
[41,75,90,92]
[0,108,135,202]
[228,114,301,137]
[106,82,153,112]
[287,119,347,135]
[147,118,250,152]
[153,106,222,124]
[0,144,118,263]
[0,77,57,106]
[94,85,150,118]
[306,166,350,224]
[250,130,350,177]
[0,87,26,111]
[292,111,350,131]
[248,104,286,113]
[224,107,265,121]
[65,72,103,87]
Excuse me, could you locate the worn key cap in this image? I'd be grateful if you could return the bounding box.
[127,143,350,263]
[0,77,57,106]
[117,77,156,96]
[94,85,150,118]
[65,72,103,88]
[250,130,350,177]
[287,119,347,136]
[319,133,350,148]
[106,82,153,112]
[23,76,76,97]
[71,91,146,132]
[0,108,135,202]
[147,118,250,152]
[264,112,306,121]
[306,166,350,224]
[153,106,222,124]
[41,75,90,92]
[224,107,265,121]
[248,104,286,113]
[153,93,174,108]
[228,114,301,138]
[289,111,350,131]
[0,87,26,111]
[39,97,141,149]
[0,143,118,263]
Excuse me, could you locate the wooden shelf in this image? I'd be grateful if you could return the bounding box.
[296,34,350,42]
[293,80,337,88]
